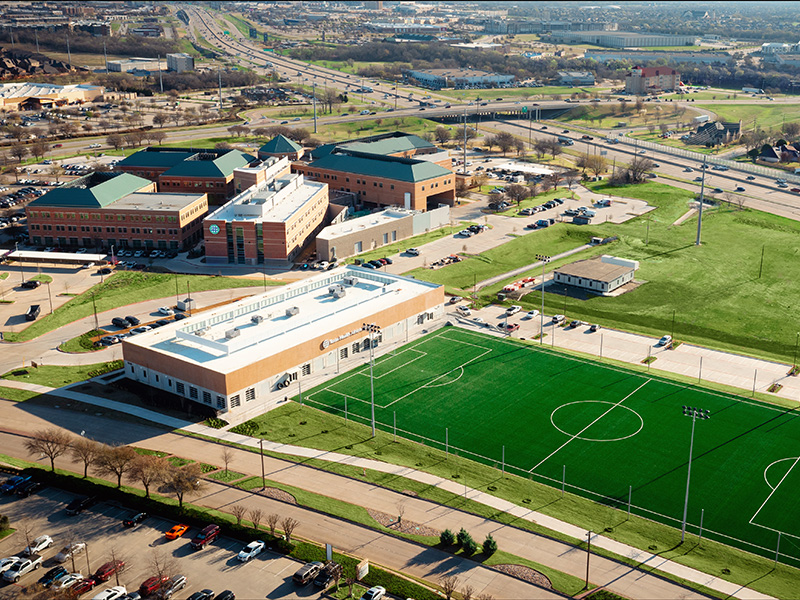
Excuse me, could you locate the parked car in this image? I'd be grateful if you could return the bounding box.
[138,575,169,597]
[165,524,189,540]
[405,248,420,256]
[215,591,235,600]
[112,317,129,329]
[23,535,53,556]
[552,314,566,324]
[55,542,86,563]
[93,560,125,583]
[21,280,41,289]
[1,475,31,493]
[38,565,68,587]
[658,335,673,346]
[51,572,83,590]
[190,524,220,550]
[158,574,187,599]
[237,540,265,562]
[71,577,98,596]
[506,305,521,315]
[293,561,324,585]
[589,324,600,333]
[65,495,96,515]
[4,555,43,582]
[569,320,582,328]
[525,310,539,319]
[97,268,112,275]
[313,561,343,588]
[16,481,42,497]
[124,316,140,326]
[360,586,386,600]
[158,307,173,316]
[90,587,128,600]
[123,512,147,528]
[456,305,471,316]
[187,591,215,600]
[499,323,520,332]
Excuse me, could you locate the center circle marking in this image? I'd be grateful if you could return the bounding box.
[551,401,644,442]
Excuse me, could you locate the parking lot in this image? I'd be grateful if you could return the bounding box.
[0,485,315,599]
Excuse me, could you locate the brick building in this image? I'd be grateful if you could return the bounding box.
[293,132,455,211]
[116,147,256,205]
[624,66,681,95]
[26,172,207,252]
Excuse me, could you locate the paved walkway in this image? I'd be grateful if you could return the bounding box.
[475,244,591,290]
[0,381,774,600]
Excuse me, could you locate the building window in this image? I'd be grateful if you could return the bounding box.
[301,363,311,376]
[176,382,185,395]
[383,232,389,244]
[203,391,212,404]
[230,395,241,408]
[245,388,255,402]
[354,241,362,253]
[216,396,226,409]
[352,342,360,354]
[340,347,348,359]
[189,386,198,399]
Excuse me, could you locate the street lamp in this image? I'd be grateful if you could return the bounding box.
[536,254,550,345]
[362,323,381,437]
[15,242,24,284]
[680,406,710,542]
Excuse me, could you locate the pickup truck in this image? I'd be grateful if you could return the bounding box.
[3,554,42,582]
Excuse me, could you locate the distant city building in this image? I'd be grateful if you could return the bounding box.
[366,22,446,34]
[557,71,596,86]
[585,49,729,66]
[166,53,195,73]
[547,31,699,49]
[0,82,103,109]
[484,19,617,35]
[116,147,256,204]
[204,159,328,265]
[26,172,207,252]
[107,57,162,73]
[405,68,515,89]
[624,66,681,95]
[130,24,163,37]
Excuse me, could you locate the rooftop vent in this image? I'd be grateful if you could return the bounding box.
[225,328,241,339]
[343,276,358,286]
[286,306,299,317]
[251,315,264,324]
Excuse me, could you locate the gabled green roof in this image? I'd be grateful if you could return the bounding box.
[345,134,433,156]
[29,173,152,208]
[162,150,254,178]
[116,149,196,169]
[308,152,451,183]
[259,134,302,154]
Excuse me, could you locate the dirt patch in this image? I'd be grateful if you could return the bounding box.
[255,486,297,505]
[492,564,552,588]
[367,508,440,537]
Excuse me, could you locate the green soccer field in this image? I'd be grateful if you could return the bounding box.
[304,327,800,565]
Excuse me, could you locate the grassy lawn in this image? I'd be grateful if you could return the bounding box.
[132,448,167,457]
[557,104,701,129]
[224,14,254,38]
[436,87,608,102]
[317,116,440,141]
[494,189,579,217]
[30,274,53,284]
[59,330,105,354]
[3,271,277,343]
[199,463,218,473]
[166,457,194,467]
[0,361,119,388]
[0,385,41,402]
[206,469,247,483]
[344,223,478,265]
[308,59,388,75]
[695,103,800,129]
[0,273,8,280]
[224,401,799,598]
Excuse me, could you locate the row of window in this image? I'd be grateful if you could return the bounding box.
[30,211,179,223]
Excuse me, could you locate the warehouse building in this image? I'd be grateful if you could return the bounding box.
[0,82,104,109]
[547,31,698,49]
[166,53,195,73]
[122,266,445,419]
[25,172,207,251]
[107,57,163,73]
[553,255,638,294]
[405,68,515,90]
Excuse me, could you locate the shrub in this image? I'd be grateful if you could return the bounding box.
[456,527,472,548]
[439,528,456,546]
[0,513,9,531]
[203,418,228,429]
[462,536,479,556]
[482,533,497,556]
[230,420,258,436]
[87,360,124,378]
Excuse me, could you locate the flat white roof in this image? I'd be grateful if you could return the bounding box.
[317,208,415,242]
[0,82,102,100]
[495,161,554,176]
[8,250,107,261]
[124,266,440,375]
[112,192,205,211]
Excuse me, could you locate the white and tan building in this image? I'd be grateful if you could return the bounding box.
[122,266,444,418]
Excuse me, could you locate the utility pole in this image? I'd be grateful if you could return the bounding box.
[312,81,317,134]
[696,156,706,245]
[66,32,72,70]
[35,30,39,53]
[158,55,164,94]
[103,41,109,74]
[536,254,551,344]
[218,68,223,112]
[462,107,467,174]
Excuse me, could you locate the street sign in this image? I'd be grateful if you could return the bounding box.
[356,560,369,580]
[522,106,528,113]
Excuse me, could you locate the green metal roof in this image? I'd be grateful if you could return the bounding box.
[28,173,153,208]
[308,152,451,183]
[344,134,433,156]
[116,149,196,169]
[162,150,254,178]
[259,134,302,154]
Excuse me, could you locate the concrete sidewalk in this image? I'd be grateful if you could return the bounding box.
[0,381,775,600]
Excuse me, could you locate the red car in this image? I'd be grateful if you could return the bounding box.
[68,578,96,597]
[791,188,800,193]
[93,560,124,583]
[500,323,520,332]
[53,143,63,148]
[139,575,169,597]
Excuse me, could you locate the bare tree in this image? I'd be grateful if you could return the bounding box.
[106,134,123,150]
[462,585,475,600]
[150,131,167,145]
[107,546,126,587]
[266,513,280,537]
[30,139,49,160]
[504,183,529,207]
[95,445,138,488]
[70,437,102,478]
[221,447,234,476]
[148,549,177,581]
[231,505,247,526]
[440,575,459,600]
[10,142,29,164]
[128,454,168,498]
[24,428,72,471]
[477,594,495,600]
[249,508,263,531]
[585,154,609,177]
[493,131,516,156]
[161,462,203,508]
[396,501,407,526]
[434,125,451,145]
[281,516,299,543]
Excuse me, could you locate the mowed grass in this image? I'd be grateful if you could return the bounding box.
[299,328,800,568]
[1,361,119,388]
[696,103,800,128]
[4,271,278,343]
[436,87,607,102]
[557,104,702,129]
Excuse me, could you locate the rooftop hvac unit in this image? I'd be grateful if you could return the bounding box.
[332,288,346,299]
[343,276,358,286]
[194,328,208,337]
[286,306,299,317]
[251,315,264,324]
[225,328,241,339]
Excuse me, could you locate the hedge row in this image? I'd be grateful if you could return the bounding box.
[23,467,439,600]
[87,360,124,378]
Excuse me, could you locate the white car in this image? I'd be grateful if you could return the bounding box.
[158,307,174,316]
[659,335,673,346]
[361,586,386,600]
[237,540,265,562]
[473,317,487,326]
[405,248,420,256]
[0,557,21,575]
[23,535,53,556]
[506,305,522,315]
[525,310,540,319]
[55,542,86,563]
[52,573,84,590]
[458,229,473,237]
[91,587,127,600]
[88,143,101,149]
[456,305,471,316]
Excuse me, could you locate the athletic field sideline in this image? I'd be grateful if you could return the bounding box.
[304,327,800,565]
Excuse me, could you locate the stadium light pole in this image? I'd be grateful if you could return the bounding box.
[536,254,550,345]
[363,323,381,438]
[15,242,24,284]
[681,406,710,543]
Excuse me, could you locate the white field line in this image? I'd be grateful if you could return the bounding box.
[529,379,652,473]
[749,455,800,539]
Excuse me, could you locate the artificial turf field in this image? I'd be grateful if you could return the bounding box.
[304,326,800,564]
